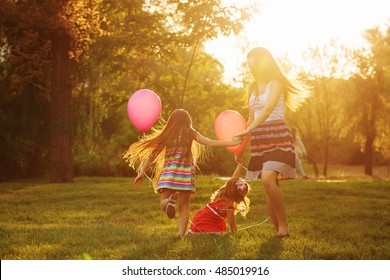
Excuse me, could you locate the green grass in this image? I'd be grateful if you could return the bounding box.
[0,176,389,260]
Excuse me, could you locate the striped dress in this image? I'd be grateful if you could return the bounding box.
[157,147,195,193]
[246,81,296,180]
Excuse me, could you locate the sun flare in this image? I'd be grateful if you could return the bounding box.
[205,0,390,85]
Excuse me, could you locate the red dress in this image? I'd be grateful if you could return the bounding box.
[190,199,235,233]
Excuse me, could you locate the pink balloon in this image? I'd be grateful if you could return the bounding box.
[214,110,247,153]
[127,89,162,132]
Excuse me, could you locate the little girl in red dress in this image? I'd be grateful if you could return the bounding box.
[187,177,250,234]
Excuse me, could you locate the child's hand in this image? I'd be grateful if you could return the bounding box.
[134,173,144,187]
[231,135,243,145]
[235,129,250,140]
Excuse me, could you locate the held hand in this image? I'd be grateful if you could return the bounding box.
[231,135,243,145]
[134,173,144,187]
[235,129,250,140]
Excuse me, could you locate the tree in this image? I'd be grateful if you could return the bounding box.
[71,0,253,176]
[350,26,390,176]
[1,0,255,179]
[292,42,351,177]
[0,0,104,182]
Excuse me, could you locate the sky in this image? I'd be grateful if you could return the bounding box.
[205,0,390,85]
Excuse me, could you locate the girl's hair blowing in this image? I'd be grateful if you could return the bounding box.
[246,47,311,112]
[123,109,208,191]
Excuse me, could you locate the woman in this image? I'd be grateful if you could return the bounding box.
[236,47,310,237]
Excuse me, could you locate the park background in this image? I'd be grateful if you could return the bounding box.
[0,0,389,260]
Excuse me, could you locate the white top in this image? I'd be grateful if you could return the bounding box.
[249,80,285,122]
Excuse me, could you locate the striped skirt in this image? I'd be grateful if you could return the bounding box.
[157,150,195,193]
[246,120,296,180]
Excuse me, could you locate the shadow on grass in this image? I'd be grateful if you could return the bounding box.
[256,236,283,259]
[186,234,234,259]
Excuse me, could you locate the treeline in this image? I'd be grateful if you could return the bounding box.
[0,1,389,181]
[287,35,390,177]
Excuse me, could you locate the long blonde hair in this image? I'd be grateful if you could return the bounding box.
[210,177,250,217]
[246,47,310,112]
[123,109,208,191]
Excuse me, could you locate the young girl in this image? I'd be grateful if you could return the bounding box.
[187,177,250,235]
[123,109,242,237]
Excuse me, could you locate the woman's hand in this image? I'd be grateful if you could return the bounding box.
[231,135,243,145]
[134,173,144,187]
[235,129,251,140]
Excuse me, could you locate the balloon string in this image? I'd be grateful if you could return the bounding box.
[187,216,270,234]
[236,165,271,231]
[143,172,153,183]
[237,216,270,231]
[142,171,155,190]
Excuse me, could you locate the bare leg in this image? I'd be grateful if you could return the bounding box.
[266,194,279,232]
[261,170,288,236]
[177,190,191,237]
[160,189,176,212]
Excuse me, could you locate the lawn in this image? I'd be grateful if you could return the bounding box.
[0,176,389,260]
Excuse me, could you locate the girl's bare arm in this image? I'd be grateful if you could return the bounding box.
[134,151,159,187]
[226,210,237,233]
[236,81,283,138]
[195,131,242,147]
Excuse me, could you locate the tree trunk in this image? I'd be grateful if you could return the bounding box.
[322,80,329,177]
[307,153,319,178]
[49,29,73,183]
[364,134,374,176]
[312,161,319,178]
[364,85,378,177]
[179,40,199,107]
[323,140,329,177]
